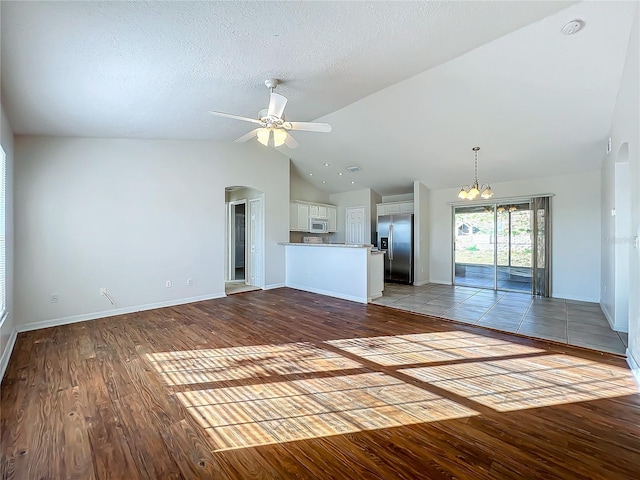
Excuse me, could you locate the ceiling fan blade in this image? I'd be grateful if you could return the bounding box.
[233,128,260,143]
[284,121,332,133]
[267,92,288,118]
[284,132,299,149]
[209,111,262,125]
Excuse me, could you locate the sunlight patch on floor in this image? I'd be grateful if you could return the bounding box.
[145,342,362,385]
[327,331,544,366]
[401,354,639,411]
[176,372,478,451]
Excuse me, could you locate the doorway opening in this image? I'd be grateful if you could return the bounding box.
[225,186,265,295]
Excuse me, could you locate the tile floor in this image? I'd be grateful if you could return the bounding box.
[455,264,532,292]
[372,283,628,355]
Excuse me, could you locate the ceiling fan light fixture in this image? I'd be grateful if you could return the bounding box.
[256,128,271,146]
[273,128,287,147]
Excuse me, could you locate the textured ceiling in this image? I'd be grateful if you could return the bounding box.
[1,1,636,195]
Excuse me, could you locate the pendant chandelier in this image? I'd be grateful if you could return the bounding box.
[458,147,493,200]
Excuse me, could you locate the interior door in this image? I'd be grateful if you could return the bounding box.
[248,197,264,288]
[346,206,367,244]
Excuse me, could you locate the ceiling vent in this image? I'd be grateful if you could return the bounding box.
[345,165,362,173]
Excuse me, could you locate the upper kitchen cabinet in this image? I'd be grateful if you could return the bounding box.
[377,201,414,217]
[290,201,338,232]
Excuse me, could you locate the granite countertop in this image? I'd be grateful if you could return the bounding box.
[279,242,374,248]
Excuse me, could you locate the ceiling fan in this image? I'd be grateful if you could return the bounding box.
[209,79,332,149]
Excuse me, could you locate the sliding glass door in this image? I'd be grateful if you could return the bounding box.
[454,197,550,295]
[495,202,533,292]
[454,205,496,289]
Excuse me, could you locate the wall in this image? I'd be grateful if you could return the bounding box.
[604,5,639,371]
[370,189,382,246]
[290,165,330,203]
[382,193,413,203]
[0,105,15,378]
[413,181,430,285]
[429,170,602,302]
[601,147,615,325]
[329,188,375,244]
[14,136,289,330]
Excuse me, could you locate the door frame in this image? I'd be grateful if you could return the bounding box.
[226,199,248,284]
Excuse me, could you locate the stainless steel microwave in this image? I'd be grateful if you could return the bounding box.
[309,218,328,233]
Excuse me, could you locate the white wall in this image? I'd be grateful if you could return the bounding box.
[329,188,374,244]
[429,170,602,302]
[290,165,330,203]
[601,146,616,324]
[413,181,430,286]
[14,136,289,330]
[382,193,413,203]
[370,189,382,245]
[0,105,15,378]
[604,6,639,369]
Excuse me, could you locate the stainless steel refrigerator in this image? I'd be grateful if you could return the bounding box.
[377,214,414,284]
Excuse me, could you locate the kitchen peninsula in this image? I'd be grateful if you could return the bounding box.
[280,243,384,303]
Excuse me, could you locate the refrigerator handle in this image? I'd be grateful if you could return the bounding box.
[389,224,393,260]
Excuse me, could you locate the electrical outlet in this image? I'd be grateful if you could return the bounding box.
[51,294,59,304]
[187,278,193,286]
[100,287,107,296]
[166,280,172,288]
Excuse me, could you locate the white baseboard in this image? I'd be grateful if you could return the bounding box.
[552,292,599,303]
[601,304,615,329]
[599,304,629,333]
[286,284,367,304]
[627,349,640,386]
[413,280,430,286]
[0,328,18,381]
[263,283,285,290]
[17,293,226,333]
[429,279,453,285]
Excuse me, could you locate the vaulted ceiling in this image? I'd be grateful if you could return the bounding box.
[2,1,637,194]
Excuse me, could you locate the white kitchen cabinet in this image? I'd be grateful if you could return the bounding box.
[328,206,337,232]
[401,202,414,213]
[297,204,310,231]
[290,201,337,232]
[308,205,329,219]
[289,203,298,230]
[376,201,414,220]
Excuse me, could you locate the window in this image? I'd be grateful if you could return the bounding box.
[0,145,5,323]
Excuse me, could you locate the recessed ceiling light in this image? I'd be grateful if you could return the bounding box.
[351,181,355,184]
[308,173,313,176]
[561,19,584,35]
[322,181,326,184]
[324,163,330,167]
[338,172,343,176]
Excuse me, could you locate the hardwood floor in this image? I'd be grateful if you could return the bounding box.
[2,288,640,479]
